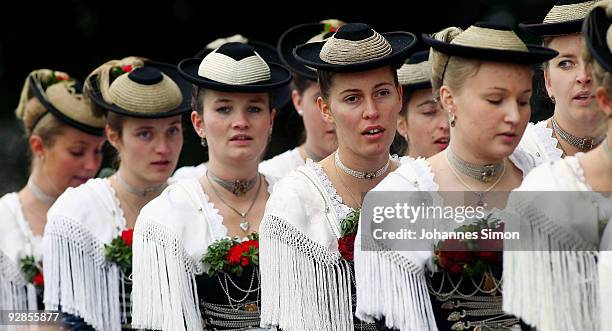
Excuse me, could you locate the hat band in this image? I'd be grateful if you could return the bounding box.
[544,1,597,23]
[198,52,271,85]
[452,26,529,52]
[319,31,392,64]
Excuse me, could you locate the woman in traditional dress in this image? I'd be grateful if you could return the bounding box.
[520,0,607,162]
[503,2,612,330]
[354,23,557,331]
[43,57,190,330]
[130,42,291,331]
[395,50,450,158]
[0,69,105,315]
[259,23,416,331]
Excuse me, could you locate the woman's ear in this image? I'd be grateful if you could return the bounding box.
[397,115,408,139]
[28,135,45,159]
[191,110,205,139]
[596,86,612,118]
[291,90,304,116]
[439,85,456,115]
[317,96,335,124]
[543,67,554,100]
[105,124,122,150]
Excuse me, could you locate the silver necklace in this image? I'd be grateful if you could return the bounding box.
[446,148,504,183]
[334,150,390,180]
[207,170,258,197]
[603,138,612,161]
[26,177,57,204]
[446,150,506,207]
[115,171,166,197]
[206,170,262,233]
[551,117,603,151]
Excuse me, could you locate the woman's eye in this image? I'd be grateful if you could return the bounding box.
[558,60,574,70]
[487,99,502,105]
[248,106,262,113]
[216,107,230,114]
[168,127,181,136]
[69,150,85,157]
[137,131,152,140]
[344,95,359,103]
[377,89,391,97]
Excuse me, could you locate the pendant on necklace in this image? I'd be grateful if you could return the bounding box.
[240,217,250,232]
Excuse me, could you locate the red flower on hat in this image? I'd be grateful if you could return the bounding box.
[33,272,44,287]
[121,65,133,73]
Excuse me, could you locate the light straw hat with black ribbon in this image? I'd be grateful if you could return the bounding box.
[16,69,106,136]
[398,50,432,89]
[278,19,346,80]
[85,57,191,118]
[293,23,416,72]
[178,42,292,102]
[423,22,559,64]
[520,0,600,36]
[583,0,612,72]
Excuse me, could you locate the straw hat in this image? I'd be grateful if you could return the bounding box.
[583,1,612,71]
[397,50,432,90]
[18,70,106,136]
[520,0,600,36]
[178,42,292,97]
[278,19,346,80]
[293,23,416,72]
[86,59,191,118]
[423,22,558,64]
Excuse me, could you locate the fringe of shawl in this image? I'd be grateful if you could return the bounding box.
[43,216,122,331]
[503,199,599,331]
[355,234,438,331]
[260,215,354,331]
[0,252,38,330]
[599,251,612,329]
[131,218,202,331]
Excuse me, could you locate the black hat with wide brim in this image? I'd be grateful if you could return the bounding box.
[178,43,292,108]
[423,23,559,64]
[520,0,598,36]
[278,22,342,80]
[583,4,612,72]
[294,23,416,72]
[87,61,192,118]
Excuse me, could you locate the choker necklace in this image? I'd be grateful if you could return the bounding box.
[206,170,262,233]
[445,150,507,207]
[334,151,390,180]
[207,170,258,196]
[26,178,57,204]
[303,145,324,162]
[603,138,612,161]
[551,117,603,151]
[115,172,166,197]
[446,148,504,183]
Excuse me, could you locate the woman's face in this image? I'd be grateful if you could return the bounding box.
[292,82,337,156]
[110,116,183,185]
[318,66,402,158]
[197,90,275,165]
[545,34,601,122]
[442,62,532,162]
[397,87,450,158]
[37,126,105,193]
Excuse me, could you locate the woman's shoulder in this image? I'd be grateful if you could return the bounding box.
[375,156,434,192]
[47,178,113,220]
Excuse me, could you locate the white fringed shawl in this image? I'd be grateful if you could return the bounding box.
[354,148,536,331]
[131,177,276,331]
[503,157,605,331]
[259,165,355,331]
[43,178,127,331]
[0,193,40,320]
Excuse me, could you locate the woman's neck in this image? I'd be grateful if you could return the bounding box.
[206,157,260,180]
[553,107,607,140]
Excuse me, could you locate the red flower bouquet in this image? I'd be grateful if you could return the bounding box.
[20,255,43,289]
[202,232,259,277]
[434,216,504,277]
[338,209,360,261]
[104,228,133,274]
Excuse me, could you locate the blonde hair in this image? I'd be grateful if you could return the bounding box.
[15,70,66,146]
[429,27,481,100]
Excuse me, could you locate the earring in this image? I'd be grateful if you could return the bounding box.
[268,131,273,143]
[297,109,304,116]
[200,136,207,147]
[449,113,456,127]
[550,96,556,104]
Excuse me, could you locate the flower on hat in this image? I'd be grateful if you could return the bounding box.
[111,64,135,80]
[43,70,72,89]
